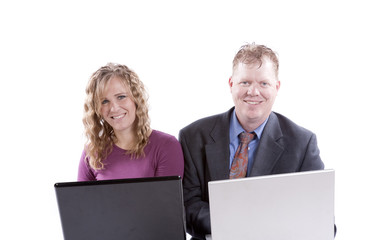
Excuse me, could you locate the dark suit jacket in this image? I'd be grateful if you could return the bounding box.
[179,108,325,240]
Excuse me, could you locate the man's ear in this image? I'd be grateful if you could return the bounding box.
[276,80,281,91]
[228,77,233,87]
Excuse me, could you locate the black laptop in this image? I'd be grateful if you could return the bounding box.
[54,176,186,240]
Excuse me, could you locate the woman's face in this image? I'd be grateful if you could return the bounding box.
[99,76,136,136]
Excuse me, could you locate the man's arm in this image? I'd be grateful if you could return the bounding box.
[179,129,211,240]
[300,133,324,171]
[299,133,336,237]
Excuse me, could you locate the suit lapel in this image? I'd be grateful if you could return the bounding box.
[205,109,233,181]
[249,112,284,176]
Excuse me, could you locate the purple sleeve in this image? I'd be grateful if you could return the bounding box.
[154,135,184,178]
[77,149,97,181]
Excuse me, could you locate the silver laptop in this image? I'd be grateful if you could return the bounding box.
[208,170,335,240]
[55,176,186,240]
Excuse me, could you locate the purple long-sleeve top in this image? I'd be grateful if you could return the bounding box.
[78,130,184,181]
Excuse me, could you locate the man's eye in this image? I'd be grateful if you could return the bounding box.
[240,81,249,86]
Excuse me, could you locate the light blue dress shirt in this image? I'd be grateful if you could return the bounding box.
[229,109,269,176]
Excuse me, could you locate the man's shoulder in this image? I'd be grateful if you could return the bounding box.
[180,108,233,134]
[271,112,315,136]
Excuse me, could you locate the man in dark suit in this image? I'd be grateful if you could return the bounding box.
[179,43,327,240]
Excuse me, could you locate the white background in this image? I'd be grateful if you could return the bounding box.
[1,0,387,239]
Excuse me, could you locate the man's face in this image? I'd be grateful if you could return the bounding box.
[229,58,280,131]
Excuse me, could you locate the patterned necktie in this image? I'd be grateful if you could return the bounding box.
[229,132,255,179]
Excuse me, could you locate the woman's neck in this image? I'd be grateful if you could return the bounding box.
[114,128,152,150]
[114,129,136,150]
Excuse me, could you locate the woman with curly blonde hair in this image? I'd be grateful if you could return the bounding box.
[78,63,184,180]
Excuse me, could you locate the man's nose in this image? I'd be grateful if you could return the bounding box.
[247,84,260,96]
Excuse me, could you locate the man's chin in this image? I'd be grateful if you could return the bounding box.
[245,110,271,122]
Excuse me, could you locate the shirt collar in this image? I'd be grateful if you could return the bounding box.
[230,109,269,140]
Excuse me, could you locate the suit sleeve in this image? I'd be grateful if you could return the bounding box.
[179,130,211,239]
[300,133,336,236]
[300,133,325,171]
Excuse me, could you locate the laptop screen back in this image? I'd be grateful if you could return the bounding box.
[208,170,334,240]
[55,176,186,240]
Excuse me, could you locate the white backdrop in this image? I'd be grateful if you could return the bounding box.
[1,0,387,239]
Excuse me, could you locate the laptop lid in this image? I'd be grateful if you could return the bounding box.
[55,176,186,240]
[208,170,335,240]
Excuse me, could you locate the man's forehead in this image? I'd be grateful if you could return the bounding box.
[235,58,275,71]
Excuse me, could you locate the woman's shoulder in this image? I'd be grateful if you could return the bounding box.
[147,130,181,151]
[143,130,182,161]
[149,129,178,142]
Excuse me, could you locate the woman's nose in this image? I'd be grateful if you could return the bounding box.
[109,101,119,111]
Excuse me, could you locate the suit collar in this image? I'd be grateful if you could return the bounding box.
[208,108,233,142]
[249,112,285,176]
[204,110,285,180]
[205,108,234,180]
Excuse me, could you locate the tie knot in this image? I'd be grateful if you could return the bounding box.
[239,132,255,144]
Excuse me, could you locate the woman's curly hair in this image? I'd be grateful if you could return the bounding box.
[83,63,151,170]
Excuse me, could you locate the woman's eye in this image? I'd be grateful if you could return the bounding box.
[101,99,109,105]
[118,95,126,100]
